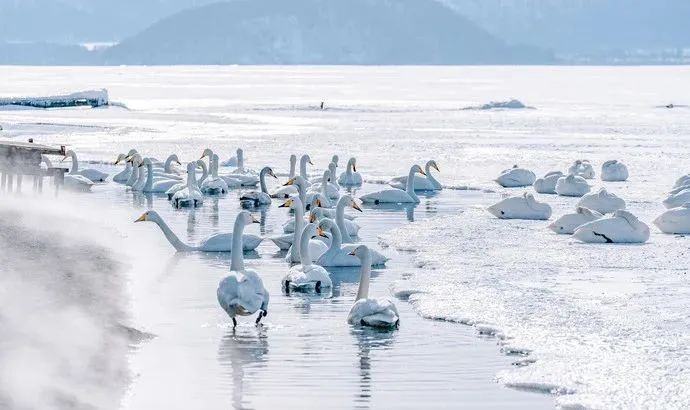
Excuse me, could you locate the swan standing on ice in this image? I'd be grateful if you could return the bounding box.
[555,174,591,197]
[240,167,277,207]
[573,210,650,243]
[61,150,109,182]
[217,211,269,328]
[270,154,298,198]
[389,160,441,191]
[317,219,387,267]
[654,204,690,234]
[338,157,362,186]
[347,245,399,329]
[42,155,93,192]
[201,154,229,195]
[171,162,204,208]
[360,165,425,204]
[533,171,564,194]
[113,153,134,183]
[548,207,603,234]
[282,223,332,293]
[663,188,690,209]
[134,210,263,251]
[495,165,536,188]
[487,192,552,220]
[568,160,595,179]
[577,188,626,214]
[601,160,629,182]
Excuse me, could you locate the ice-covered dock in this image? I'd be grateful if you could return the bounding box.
[0,139,67,194]
[0,89,109,109]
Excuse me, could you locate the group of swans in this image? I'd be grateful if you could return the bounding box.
[654,175,690,234]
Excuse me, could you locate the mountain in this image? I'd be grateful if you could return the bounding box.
[102,0,552,65]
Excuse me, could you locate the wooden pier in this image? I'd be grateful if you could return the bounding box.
[0,139,68,195]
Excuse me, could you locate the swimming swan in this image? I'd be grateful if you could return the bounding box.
[389,160,441,191]
[495,165,536,188]
[487,192,552,220]
[270,154,298,198]
[548,207,603,234]
[42,155,93,192]
[555,174,591,197]
[653,203,690,234]
[113,153,134,183]
[360,165,425,204]
[282,223,332,292]
[347,245,399,328]
[533,171,564,194]
[316,219,387,267]
[272,198,328,262]
[61,150,109,182]
[601,160,629,182]
[576,188,626,214]
[134,210,262,251]
[573,210,649,243]
[171,162,204,208]
[338,157,362,186]
[217,211,270,328]
[240,167,277,207]
[201,154,229,195]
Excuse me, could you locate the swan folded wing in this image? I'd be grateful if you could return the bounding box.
[360,189,412,203]
[236,272,266,314]
[348,298,399,326]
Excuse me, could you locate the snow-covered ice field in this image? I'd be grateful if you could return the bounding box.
[1,66,689,409]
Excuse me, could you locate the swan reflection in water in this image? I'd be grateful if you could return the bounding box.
[351,327,397,410]
[360,202,417,222]
[218,327,269,410]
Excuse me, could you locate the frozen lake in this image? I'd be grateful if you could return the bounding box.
[1,66,689,409]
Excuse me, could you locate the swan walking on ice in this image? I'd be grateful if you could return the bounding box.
[347,245,399,329]
[217,211,270,328]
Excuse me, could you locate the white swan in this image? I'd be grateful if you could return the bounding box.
[298,154,314,183]
[42,155,93,192]
[669,184,690,195]
[311,205,361,239]
[272,198,329,262]
[338,157,362,186]
[113,153,133,183]
[61,150,109,182]
[573,210,650,244]
[673,175,690,189]
[240,167,277,207]
[217,211,270,328]
[555,174,591,197]
[125,154,142,187]
[654,203,690,234]
[132,158,148,192]
[307,170,335,207]
[576,188,626,214]
[495,165,536,188]
[568,160,595,179]
[360,165,425,204]
[201,148,258,187]
[601,160,629,182]
[270,154,298,198]
[316,218,387,267]
[663,188,690,209]
[310,164,340,199]
[282,223,332,292]
[201,154,229,195]
[347,245,399,328]
[389,160,441,191]
[230,148,257,176]
[533,171,564,194]
[220,148,243,167]
[134,210,263,251]
[140,158,183,193]
[171,162,204,208]
[548,207,603,235]
[487,192,552,220]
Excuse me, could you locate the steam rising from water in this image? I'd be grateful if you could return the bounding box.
[0,197,130,410]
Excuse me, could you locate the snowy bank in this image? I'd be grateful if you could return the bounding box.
[0,89,109,109]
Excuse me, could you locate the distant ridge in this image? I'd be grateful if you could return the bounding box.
[102,0,552,65]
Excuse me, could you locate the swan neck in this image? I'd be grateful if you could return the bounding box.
[299,225,312,267]
[406,167,419,201]
[336,200,352,243]
[425,162,439,187]
[289,157,296,178]
[290,200,304,262]
[329,221,342,249]
[212,157,219,178]
[145,163,153,190]
[164,156,174,173]
[260,169,268,194]
[230,217,246,271]
[298,183,307,210]
[355,254,372,300]
[186,168,195,189]
[237,150,244,171]
[197,162,208,186]
[153,215,192,252]
[300,157,308,179]
[69,151,78,174]
[42,155,53,168]
[346,160,353,176]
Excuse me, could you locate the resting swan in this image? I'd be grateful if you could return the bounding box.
[568,160,595,179]
[282,223,332,292]
[360,165,425,204]
[654,203,690,234]
[663,188,690,209]
[576,188,626,214]
[601,160,629,182]
[573,210,649,244]
[241,167,277,207]
[317,218,387,267]
[548,207,603,234]
[347,245,399,328]
[338,157,362,186]
[389,160,441,191]
[61,150,108,182]
[487,192,552,220]
[495,165,536,188]
[533,171,564,194]
[555,174,590,197]
[216,211,270,328]
[134,210,263,251]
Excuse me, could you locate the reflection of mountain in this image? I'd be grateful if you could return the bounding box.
[103,0,552,65]
[218,329,270,410]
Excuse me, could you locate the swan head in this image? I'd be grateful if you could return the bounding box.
[126,148,138,157]
[60,150,75,162]
[128,154,143,165]
[186,162,197,173]
[262,167,277,179]
[140,158,153,168]
[237,148,243,156]
[237,210,260,225]
[200,148,213,159]
[290,154,297,164]
[317,218,335,234]
[278,198,293,208]
[301,154,313,166]
[169,154,182,165]
[428,160,440,172]
[348,157,357,172]
[134,210,161,223]
[331,155,339,166]
[348,244,370,258]
[115,153,127,164]
[411,164,426,176]
[284,175,307,187]
[196,159,207,170]
[341,194,362,212]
